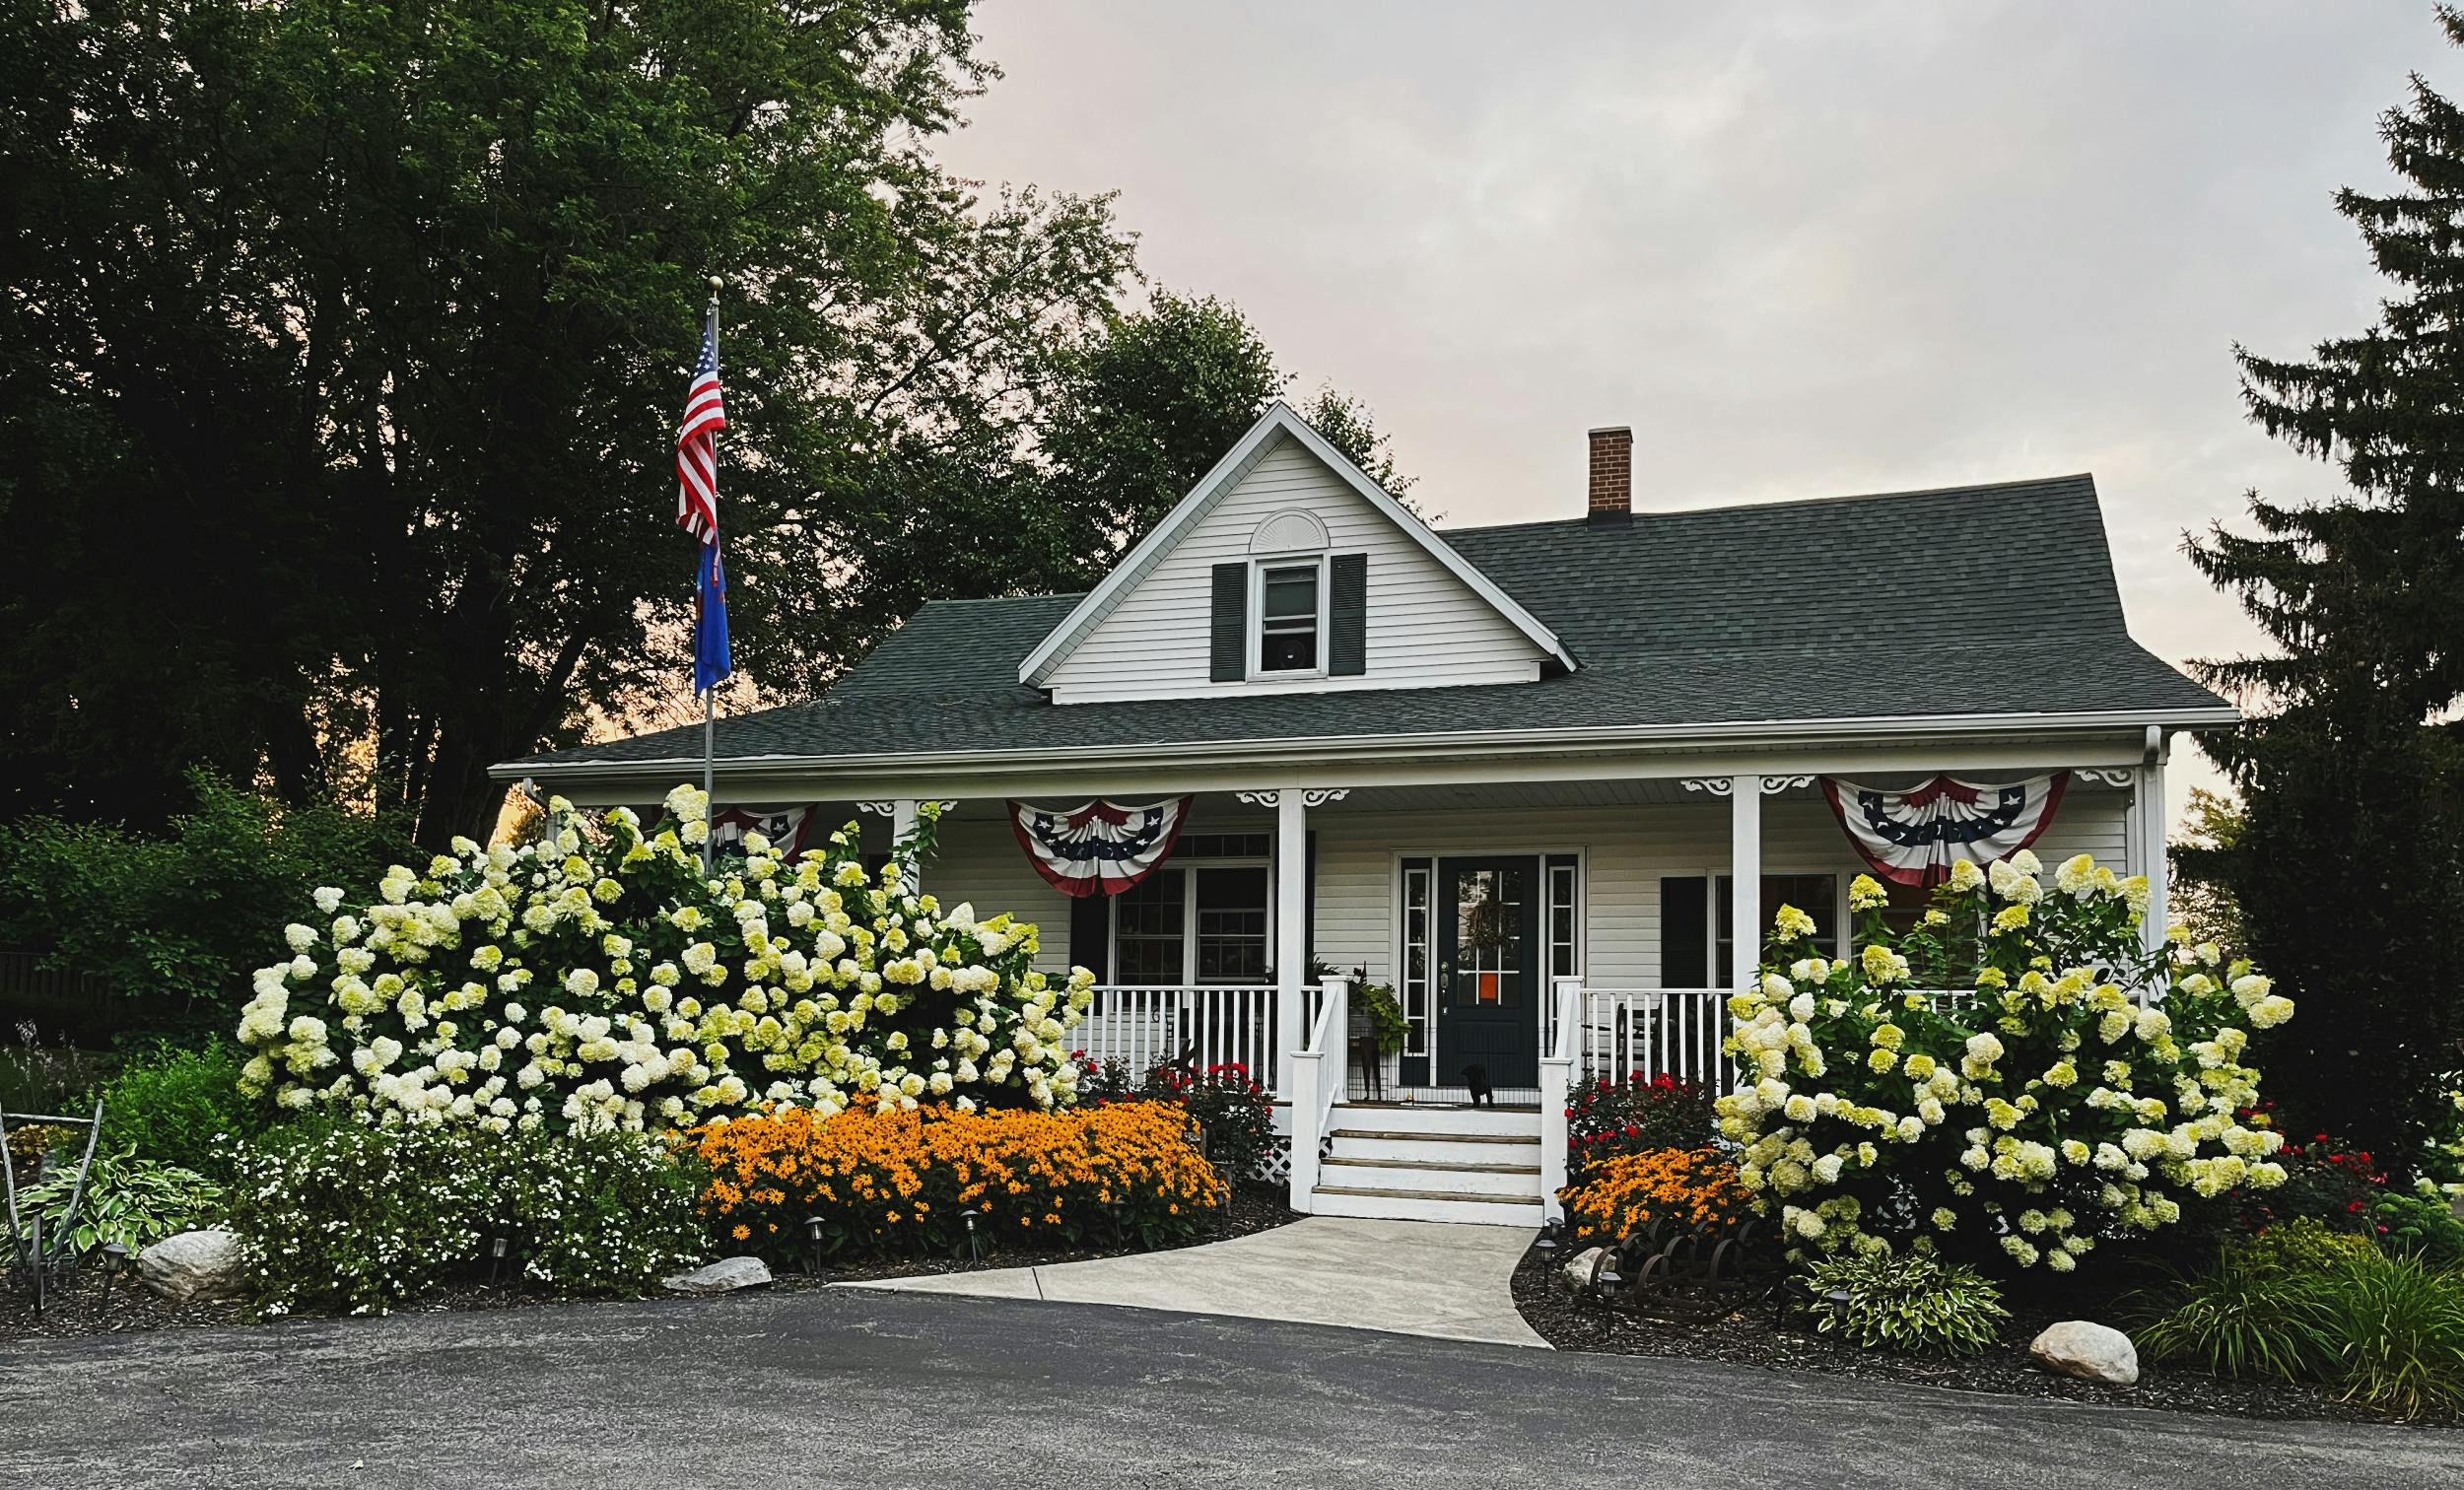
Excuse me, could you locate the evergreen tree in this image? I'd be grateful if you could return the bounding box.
[2188,7,2464,1178]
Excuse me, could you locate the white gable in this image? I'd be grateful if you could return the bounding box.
[1039,424,1559,705]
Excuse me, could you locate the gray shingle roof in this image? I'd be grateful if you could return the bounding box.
[501,474,2229,774]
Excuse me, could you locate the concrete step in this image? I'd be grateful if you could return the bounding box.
[1309,1185,1545,1228]
[1328,1129,1541,1167]
[1328,1103,1540,1138]
[1319,1156,1540,1197]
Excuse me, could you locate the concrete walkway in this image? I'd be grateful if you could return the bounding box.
[841,1214,1547,1347]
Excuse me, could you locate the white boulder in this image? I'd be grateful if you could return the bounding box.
[1561,1246,1606,1295]
[2029,1321,2140,1385]
[138,1229,250,1304]
[662,1255,773,1295]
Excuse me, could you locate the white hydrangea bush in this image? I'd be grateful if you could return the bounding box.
[235,786,1094,1132]
[1717,850,2293,1272]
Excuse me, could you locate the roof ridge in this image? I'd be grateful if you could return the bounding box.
[1441,472,2097,539]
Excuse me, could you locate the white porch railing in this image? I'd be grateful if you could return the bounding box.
[1580,986,1734,1089]
[1285,977,1347,1209]
[1071,984,1276,1084]
[1574,985,1984,1088]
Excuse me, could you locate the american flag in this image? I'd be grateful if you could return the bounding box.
[676,306,725,543]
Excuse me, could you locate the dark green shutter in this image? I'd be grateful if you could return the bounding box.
[1069,893,1110,982]
[1330,552,1367,676]
[1661,877,1708,988]
[1209,562,1246,681]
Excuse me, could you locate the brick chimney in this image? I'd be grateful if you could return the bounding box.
[1587,426,1632,523]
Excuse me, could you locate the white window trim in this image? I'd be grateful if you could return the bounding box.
[1109,856,1276,986]
[1247,553,1330,682]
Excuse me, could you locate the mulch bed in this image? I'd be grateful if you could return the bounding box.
[1510,1243,2411,1427]
[0,1183,1301,1342]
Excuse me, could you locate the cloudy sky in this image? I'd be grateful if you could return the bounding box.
[934,2,2449,823]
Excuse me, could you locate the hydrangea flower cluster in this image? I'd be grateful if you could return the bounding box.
[1715,850,2292,1272]
[235,785,1093,1132]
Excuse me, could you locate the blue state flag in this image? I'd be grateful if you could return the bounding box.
[694,538,732,695]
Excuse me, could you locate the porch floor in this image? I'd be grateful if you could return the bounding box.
[837,1215,1546,1348]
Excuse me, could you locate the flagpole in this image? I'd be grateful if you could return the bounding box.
[701,274,722,877]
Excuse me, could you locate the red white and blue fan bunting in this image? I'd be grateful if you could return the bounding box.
[1009,797,1193,899]
[1819,774,2069,888]
[709,803,822,859]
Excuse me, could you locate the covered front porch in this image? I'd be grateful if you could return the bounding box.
[641,746,2170,1224]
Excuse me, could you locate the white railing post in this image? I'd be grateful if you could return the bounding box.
[1320,976,1348,1108]
[1287,1046,1324,1212]
[1540,977,1582,1223]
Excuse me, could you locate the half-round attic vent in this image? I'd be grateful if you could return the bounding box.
[1250,508,1329,556]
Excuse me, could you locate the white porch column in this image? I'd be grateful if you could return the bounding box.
[2140,739,2170,953]
[1730,774,1762,990]
[892,798,920,874]
[1269,789,1308,1100]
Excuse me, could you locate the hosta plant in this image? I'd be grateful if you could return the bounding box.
[1718,851,2293,1271]
[235,787,1093,1133]
[19,1147,223,1253]
[1800,1249,2010,1356]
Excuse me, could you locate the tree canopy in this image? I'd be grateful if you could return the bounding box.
[2187,6,2464,1177]
[0,0,1405,845]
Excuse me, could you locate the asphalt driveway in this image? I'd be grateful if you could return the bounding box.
[2,1289,2456,1489]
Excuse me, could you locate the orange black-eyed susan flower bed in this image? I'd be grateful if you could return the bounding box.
[686,1099,1285,1266]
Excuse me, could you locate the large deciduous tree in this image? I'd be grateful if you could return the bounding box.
[0,4,1409,846]
[2187,7,2464,1178]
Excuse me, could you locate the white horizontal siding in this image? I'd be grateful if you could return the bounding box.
[1044,435,1546,702]
[911,787,2137,990]
[925,816,1075,977]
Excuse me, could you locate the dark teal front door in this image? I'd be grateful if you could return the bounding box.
[1435,856,1540,1089]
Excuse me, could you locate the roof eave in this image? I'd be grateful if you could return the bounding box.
[491,703,2239,783]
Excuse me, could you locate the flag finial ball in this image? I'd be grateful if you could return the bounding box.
[708,275,723,291]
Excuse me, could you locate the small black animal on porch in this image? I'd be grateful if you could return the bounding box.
[1461,1064,1494,1106]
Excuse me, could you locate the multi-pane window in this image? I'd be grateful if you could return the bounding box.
[1256,561,1322,673]
[1113,870,1187,986]
[1194,867,1269,982]
[1112,858,1272,985]
[1402,862,1432,1056]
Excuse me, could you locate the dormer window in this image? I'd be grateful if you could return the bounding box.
[1255,559,1325,674]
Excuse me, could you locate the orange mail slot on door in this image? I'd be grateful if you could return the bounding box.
[1476,973,1500,1003]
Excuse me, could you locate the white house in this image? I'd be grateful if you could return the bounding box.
[495,406,2236,1228]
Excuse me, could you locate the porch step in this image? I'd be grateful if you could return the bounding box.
[1320,1156,1540,1197]
[1327,1103,1540,1139]
[1328,1129,1541,1167]
[1309,1185,1545,1228]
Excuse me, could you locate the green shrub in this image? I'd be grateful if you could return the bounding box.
[1720,855,2295,1272]
[96,1040,268,1179]
[2327,1252,2464,1421]
[2235,1216,2379,1276]
[228,1118,705,1317]
[1799,1250,2010,1356]
[0,771,411,1036]
[18,1147,223,1253]
[2367,1187,2464,1267]
[1567,1072,1717,1174]
[2135,1239,2464,1420]
[2130,1251,2343,1381]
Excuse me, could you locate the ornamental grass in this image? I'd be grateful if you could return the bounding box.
[1557,1145,1753,1247]
[687,1099,1229,1261]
